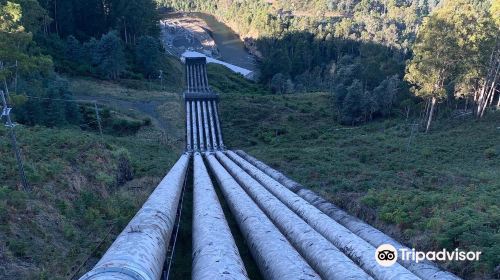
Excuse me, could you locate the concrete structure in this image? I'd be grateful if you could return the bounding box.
[182,51,254,80]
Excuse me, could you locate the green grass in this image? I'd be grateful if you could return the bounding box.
[217,87,500,279]
[0,124,182,279]
[0,71,185,279]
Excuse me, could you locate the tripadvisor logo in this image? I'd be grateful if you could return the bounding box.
[375,244,398,267]
[375,244,482,267]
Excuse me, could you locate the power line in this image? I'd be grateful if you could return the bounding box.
[21,95,100,103]
[1,90,29,191]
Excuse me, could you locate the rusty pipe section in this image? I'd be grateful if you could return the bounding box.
[80,154,190,280]
[234,150,460,280]
[204,153,319,280]
[192,153,248,280]
[226,151,418,280]
[216,152,372,280]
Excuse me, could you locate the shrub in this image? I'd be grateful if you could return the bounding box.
[96,172,115,187]
[7,190,27,210]
[110,119,142,136]
[8,239,28,257]
[484,148,497,159]
[0,201,8,224]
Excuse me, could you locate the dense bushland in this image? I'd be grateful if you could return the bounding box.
[1,0,181,131]
[160,0,499,129]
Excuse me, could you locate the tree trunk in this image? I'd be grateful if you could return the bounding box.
[426,97,436,133]
[54,0,59,36]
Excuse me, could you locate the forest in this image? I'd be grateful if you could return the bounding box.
[0,0,172,129]
[1,0,499,130]
[158,0,499,130]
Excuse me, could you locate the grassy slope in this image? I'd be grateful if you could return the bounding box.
[1,59,498,279]
[213,66,500,279]
[0,78,184,279]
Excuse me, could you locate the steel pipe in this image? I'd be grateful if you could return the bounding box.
[202,101,212,150]
[198,64,205,91]
[234,150,460,280]
[207,101,218,150]
[80,154,190,280]
[216,152,373,280]
[189,65,195,92]
[186,101,192,151]
[202,64,209,91]
[204,153,320,280]
[196,101,205,151]
[186,65,190,92]
[212,101,224,148]
[226,151,418,280]
[192,153,248,280]
[192,64,198,90]
[191,101,198,150]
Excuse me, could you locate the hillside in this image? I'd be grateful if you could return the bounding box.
[1,59,498,280]
[0,79,184,279]
[213,66,500,279]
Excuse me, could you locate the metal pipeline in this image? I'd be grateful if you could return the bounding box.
[215,152,373,280]
[198,64,203,91]
[196,101,205,151]
[234,150,460,280]
[189,65,195,92]
[186,101,192,151]
[192,64,198,90]
[202,101,212,150]
[79,154,190,280]
[202,64,209,91]
[225,151,418,280]
[191,101,198,150]
[212,101,224,149]
[207,101,218,150]
[186,65,190,92]
[198,64,206,91]
[204,153,320,280]
[192,153,248,280]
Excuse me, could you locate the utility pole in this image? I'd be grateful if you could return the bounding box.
[1,90,29,191]
[93,101,103,140]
